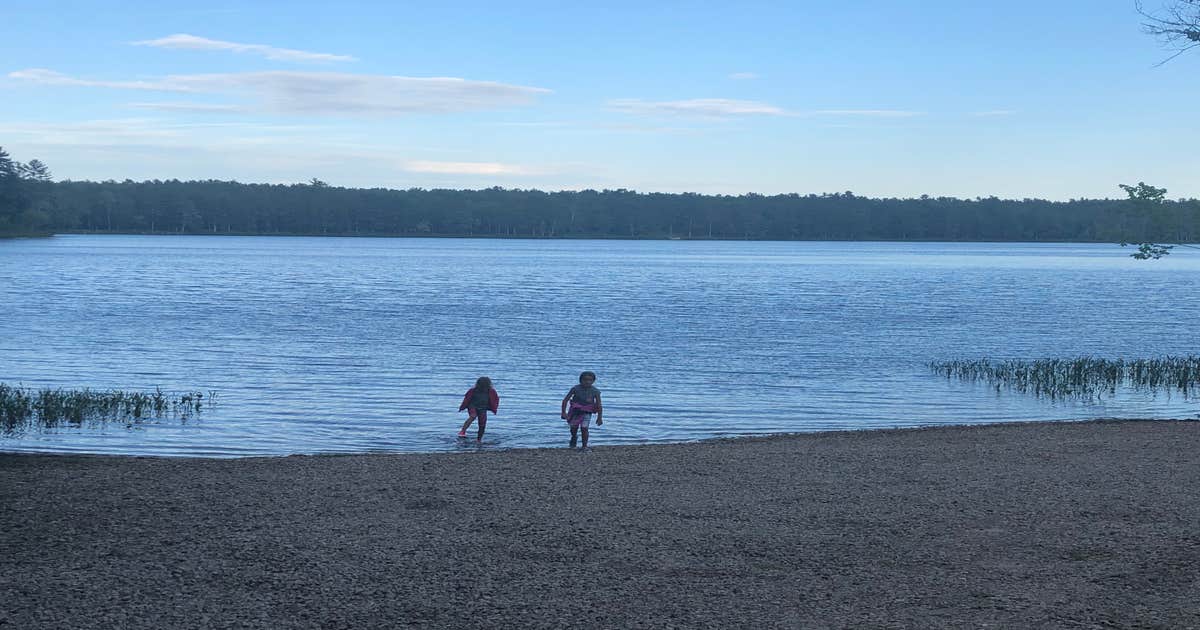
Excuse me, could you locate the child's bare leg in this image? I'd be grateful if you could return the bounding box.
[580,427,589,448]
[476,411,487,441]
[569,425,578,448]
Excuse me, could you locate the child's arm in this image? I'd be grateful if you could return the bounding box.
[594,392,603,425]
[560,392,571,419]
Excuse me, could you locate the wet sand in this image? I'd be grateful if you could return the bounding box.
[3,420,1199,629]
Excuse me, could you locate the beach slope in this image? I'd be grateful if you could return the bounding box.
[3,420,1199,628]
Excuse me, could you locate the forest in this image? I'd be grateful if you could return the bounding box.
[2,146,1196,243]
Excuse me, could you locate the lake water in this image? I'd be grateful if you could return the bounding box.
[1,235,1198,457]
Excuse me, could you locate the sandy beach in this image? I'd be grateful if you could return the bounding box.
[3,420,1199,629]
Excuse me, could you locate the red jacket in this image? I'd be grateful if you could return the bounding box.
[459,387,500,413]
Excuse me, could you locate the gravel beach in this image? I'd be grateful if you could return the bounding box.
[3,420,1199,629]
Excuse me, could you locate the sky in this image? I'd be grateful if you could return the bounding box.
[2,0,1198,199]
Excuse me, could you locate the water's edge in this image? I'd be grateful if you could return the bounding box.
[3,417,1192,460]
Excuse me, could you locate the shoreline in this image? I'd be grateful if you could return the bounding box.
[0,416,1193,461]
[3,419,1199,628]
[12,231,1162,244]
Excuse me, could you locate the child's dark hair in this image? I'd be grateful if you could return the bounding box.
[475,376,492,391]
[578,371,596,383]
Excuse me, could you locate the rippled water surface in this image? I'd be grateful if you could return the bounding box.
[2,235,1198,456]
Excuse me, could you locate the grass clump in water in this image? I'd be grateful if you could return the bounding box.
[929,356,1200,400]
[0,384,215,435]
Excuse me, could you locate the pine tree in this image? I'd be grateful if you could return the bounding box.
[0,147,27,229]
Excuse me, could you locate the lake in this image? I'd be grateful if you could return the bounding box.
[1,235,1197,457]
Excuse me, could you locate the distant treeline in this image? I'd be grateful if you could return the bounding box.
[2,148,1197,241]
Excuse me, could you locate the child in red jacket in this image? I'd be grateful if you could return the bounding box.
[458,376,499,441]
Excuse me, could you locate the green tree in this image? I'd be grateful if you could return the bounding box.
[0,147,20,199]
[0,147,31,233]
[0,149,61,235]
[1117,182,1200,259]
[18,159,52,182]
[18,177,1200,243]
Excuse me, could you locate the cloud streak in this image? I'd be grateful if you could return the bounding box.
[128,102,248,113]
[0,118,579,189]
[8,69,193,91]
[402,160,541,175]
[133,33,356,63]
[812,110,923,117]
[0,118,321,148]
[10,69,551,116]
[608,98,787,117]
[608,98,923,120]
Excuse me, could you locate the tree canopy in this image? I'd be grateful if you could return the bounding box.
[0,146,42,235]
[1,147,1197,249]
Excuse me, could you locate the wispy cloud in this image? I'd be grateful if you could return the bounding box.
[492,121,572,128]
[10,69,551,116]
[0,118,317,147]
[0,118,569,187]
[487,120,706,136]
[8,69,192,91]
[608,98,923,120]
[0,119,186,145]
[811,109,923,117]
[128,102,247,113]
[728,72,758,80]
[597,123,706,135]
[133,33,356,63]
[402,160,541,175]
[608,98,787,118]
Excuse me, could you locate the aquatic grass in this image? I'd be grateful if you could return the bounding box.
[0,384,215,435]
[929,356,1200,400]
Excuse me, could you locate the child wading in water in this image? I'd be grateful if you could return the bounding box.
[561,371,602,449]
[459,377,499,441]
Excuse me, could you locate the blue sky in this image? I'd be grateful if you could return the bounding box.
[2,0,1197,199]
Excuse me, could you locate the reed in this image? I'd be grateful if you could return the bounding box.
[0,384,214,435]
[929,356,1200,400]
